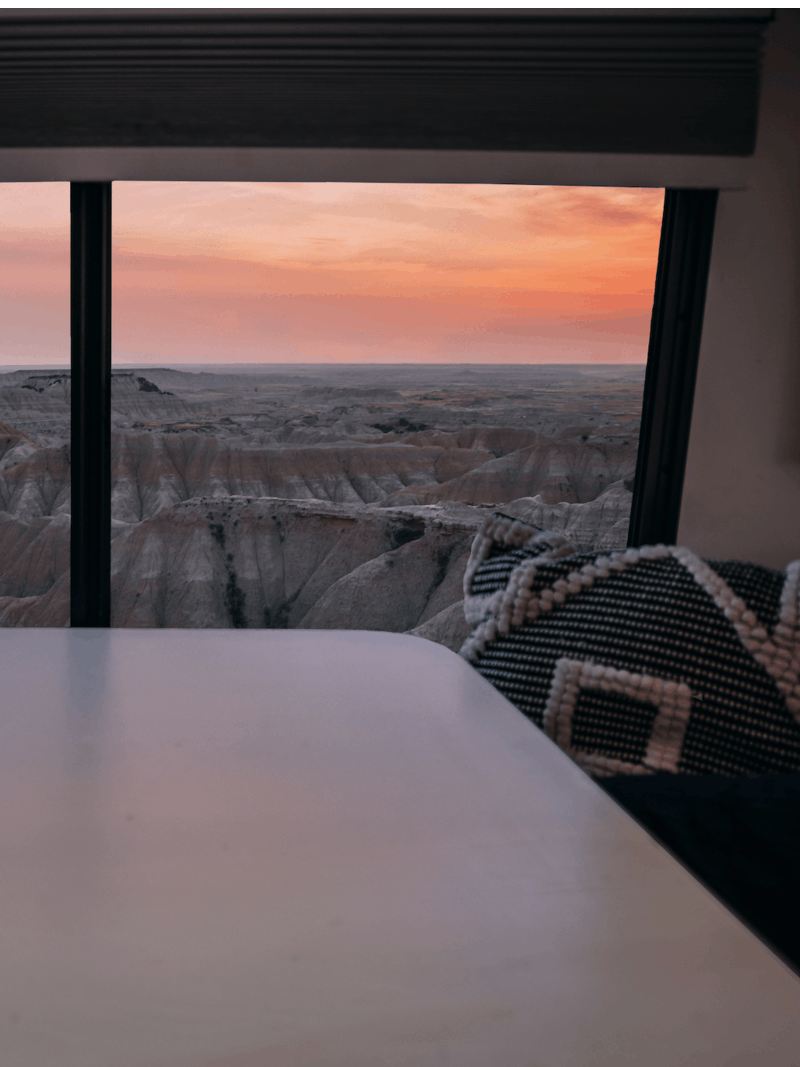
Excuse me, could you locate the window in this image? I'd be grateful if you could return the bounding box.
[0,182,70,626]
[107,182,663,642]
[106,182,662,642]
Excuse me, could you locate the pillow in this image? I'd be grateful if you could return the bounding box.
[460,514,800,778]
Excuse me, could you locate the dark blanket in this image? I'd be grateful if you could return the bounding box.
[602,772,800,973]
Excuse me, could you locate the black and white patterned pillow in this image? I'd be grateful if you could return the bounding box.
[460,514,800,778]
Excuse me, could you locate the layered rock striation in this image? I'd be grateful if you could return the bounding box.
[0,372,199,440]
[0,436,634,638]
[0,485,631,640]
[0,364,640,639]
[0,422,39,472]
[109,497,483,632]
[0,425,636,525]
[0,441,70,521]
[501,480,632,552]
[109,433,493,520]
[0,510,70,627]
[379,427,636,508]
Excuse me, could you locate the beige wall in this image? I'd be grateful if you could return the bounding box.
[677,9,800,568]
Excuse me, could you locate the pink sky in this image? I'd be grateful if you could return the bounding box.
[0,182,663,366]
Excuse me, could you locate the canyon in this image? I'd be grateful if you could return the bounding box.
[0,363,643,647]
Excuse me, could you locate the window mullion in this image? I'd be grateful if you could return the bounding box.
[70,181,112,627]
[628,188,718,548]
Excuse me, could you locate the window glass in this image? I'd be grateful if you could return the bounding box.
[111,182,663,647]
[0,183,70,626]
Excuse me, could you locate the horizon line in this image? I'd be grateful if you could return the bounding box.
[0,360,649,370]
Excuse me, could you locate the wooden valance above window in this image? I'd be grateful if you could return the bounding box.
[0,9,773,155]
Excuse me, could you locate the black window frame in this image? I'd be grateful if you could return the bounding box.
[627,188,718,549]
[68,181,717,627]
[70,182,111,628]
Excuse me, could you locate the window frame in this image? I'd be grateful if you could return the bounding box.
[70,182,111,628]
[627,189,718,549]
[67,181,716,627]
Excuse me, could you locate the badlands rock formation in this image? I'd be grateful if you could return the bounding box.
[0,485,632,641]
[0,495,486,637]
[0,376,71,438]
[379,426,636,507]
[0,426,635,524]
[109,433,495,519]
[0,372,198,440]
[0,422,39,471]
[0,364,643,641]
[501,480,632,553]
[0,440,70,521]
[108,497,483,632]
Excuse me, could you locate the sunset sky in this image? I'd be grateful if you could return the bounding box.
[0,181,663,367]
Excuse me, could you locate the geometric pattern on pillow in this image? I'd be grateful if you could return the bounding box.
[544,658,693,777]
[460,513,800,777]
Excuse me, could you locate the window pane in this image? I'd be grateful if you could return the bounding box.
[111,182,663,647]
[0,183,70,627]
